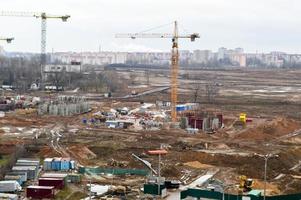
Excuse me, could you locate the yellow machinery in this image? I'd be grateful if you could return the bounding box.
[239,113,247,123]
[239,175,254,192]
[116,21,199,122]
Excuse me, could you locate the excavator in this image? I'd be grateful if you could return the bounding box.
[239,175,254,192]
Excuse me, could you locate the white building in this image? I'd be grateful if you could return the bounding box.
[193,50,213,63]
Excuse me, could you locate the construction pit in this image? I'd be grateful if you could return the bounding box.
[0,68,301,199]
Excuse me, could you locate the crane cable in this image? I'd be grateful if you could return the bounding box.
[137,21,174,34]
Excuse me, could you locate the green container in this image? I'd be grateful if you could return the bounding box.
[68,174,81,183]
[144,184,166,196]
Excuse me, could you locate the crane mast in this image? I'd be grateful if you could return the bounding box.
[0,11,70,85]
[116,21,199,122]
[171,21,179,122]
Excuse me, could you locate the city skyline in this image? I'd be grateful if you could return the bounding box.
[0,0,301,53]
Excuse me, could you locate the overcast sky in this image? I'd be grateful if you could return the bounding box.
[1,0,301,53]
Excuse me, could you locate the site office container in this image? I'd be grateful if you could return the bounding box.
[60,158,71,171]
[12,166,37,180]
[0,192,18,200]
[39,178,65,189]
[4,175,23,185]
[68,174,81,183]
[188,117,203,129]
[51,158,62,171]
[26,186,54,199]
[42,173,68,185]
[43,158,53,171]
[15,163,39,177]
[6,171,28,182]
[0,180,22,193]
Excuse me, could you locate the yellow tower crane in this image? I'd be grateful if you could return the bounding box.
[116,21,199,122]
[0,37,14,43]
[0,11,70,83]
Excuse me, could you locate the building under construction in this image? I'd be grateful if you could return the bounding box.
[38,95,90,116]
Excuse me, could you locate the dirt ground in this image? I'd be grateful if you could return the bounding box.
[1,68,301,196]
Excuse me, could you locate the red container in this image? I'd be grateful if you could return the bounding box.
[39,178,64,189]
[217,114,223,127]
[246,119,253,123]
[26,186,54,199]
[188,117,203,129]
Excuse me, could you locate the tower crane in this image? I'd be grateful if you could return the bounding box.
[0,11,70,83]
[0,37,14,43]
[116,21,199,122]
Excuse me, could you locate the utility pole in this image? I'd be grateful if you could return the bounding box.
[255,153,279,200]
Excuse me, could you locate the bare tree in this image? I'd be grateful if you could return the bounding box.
[205,81,219,103]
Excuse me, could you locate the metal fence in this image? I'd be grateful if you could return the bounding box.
[79,167,149,176]
[180,189,301,200]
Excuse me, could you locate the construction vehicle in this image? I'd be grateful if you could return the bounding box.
[116,21,199,122]
[239,175,254,192]
[0,37,14,43]
[0,11,70,83]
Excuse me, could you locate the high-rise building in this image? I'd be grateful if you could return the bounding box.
[218,47,227,60]
[193,50,213,63]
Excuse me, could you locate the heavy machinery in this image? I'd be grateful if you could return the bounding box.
[0,11,70,83]
[239,175,254,192]
[116,21,199,122]
[0,37,14,43]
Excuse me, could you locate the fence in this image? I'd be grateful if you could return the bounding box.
[79,167,149,176]
[180,188,301,200]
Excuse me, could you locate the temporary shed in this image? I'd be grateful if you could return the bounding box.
[26,186,55,199]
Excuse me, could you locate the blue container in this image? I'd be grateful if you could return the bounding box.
[82,118,87,124]
[61,158,70,171]
[176,105,186,112]
[52,158,62,171]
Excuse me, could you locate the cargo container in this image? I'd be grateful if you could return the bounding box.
[39,178,65,189]
[144,184,167,198]
[26,186,54,199]
[70,160,76,170]
[6,171,27,182]
[4,175,23,185]
[0,193,18,200]
[43,158,53,171]
[42,173,68,185]
[17,158,40,165]
[68,174,81,183]
[0,181,22,192]
[12,166,37,180]
[51,157,62,171]
[61,158,70,171]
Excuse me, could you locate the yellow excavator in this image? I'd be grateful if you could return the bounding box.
[239,175,254,192]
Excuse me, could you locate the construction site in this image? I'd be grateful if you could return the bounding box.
[0,4,301,200]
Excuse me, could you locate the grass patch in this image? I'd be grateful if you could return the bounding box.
[66,191,87,200]
[55,187,72,200]
[0,155,10,166]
